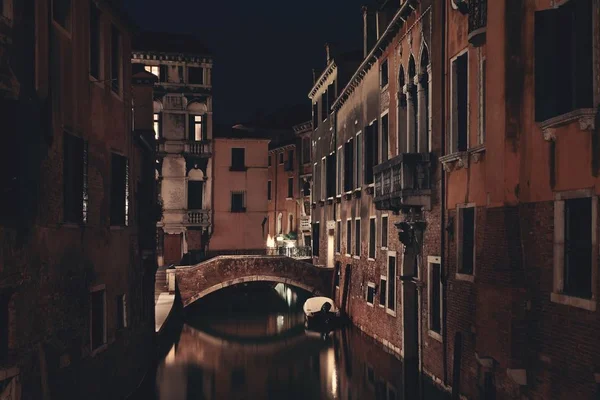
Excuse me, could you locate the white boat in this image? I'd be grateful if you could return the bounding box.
[303,296,341,332]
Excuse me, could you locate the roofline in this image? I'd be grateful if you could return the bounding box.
[293,121,312,134]
[332,0,418,111]
[308,60,337,100]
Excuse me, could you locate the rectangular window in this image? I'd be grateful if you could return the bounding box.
[145,65,159,77]
[312,102,319,129]
[287,177,294,198]
[279,152,284,164]
[355,219,361,257]
[365,120,379,184]
[268,155,272,167]
[366,283,375,306]
[344,138,354,192]
[231,148,246,171]
[381,59,389,88]
[188,67,204,85]
[231,191,246,213]
[379,272,387,307]
[326,153,336,198]
[64,133,87,224]
[110,25,121,93]
[534,0,593,122]
[89,4,101,79]
[336,146,342,195]
[312,222,320,256]
[429,260,442,334]
[369,217,376,259]
[356,132,362,188]
[321,91,328,122]
[327,82,336,113]
[387,254,396,312]
[285,149,294,171]
[90,288,106,351]
[334,262,341,288]
[188,181,204,210]
[336,220,341,253]
[189,115,205,141]
[564,197,593,298]
[457,206,475,275]
[302,137,311,164]
[158,65,168,82]
[53,0,71,31]
[451,51,468,152]
[346,219,352,255]
[381,114,389,163]
[153,113,161,140]
[267,180,272,201]
[381,215,388,249]
[110,153,128,226]
[116,294,127,329]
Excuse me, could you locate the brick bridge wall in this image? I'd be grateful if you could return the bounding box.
[175,255,334,307]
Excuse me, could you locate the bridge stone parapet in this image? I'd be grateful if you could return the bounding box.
[175,255,334,307]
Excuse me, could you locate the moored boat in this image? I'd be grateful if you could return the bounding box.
[303,296,341,332]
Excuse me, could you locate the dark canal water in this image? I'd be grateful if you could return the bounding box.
[136,282,449,400]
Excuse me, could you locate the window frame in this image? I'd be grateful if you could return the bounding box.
[551,189,598,311]
[354,218,361,259]
[346,218,352,257]
[366,282,376,307]
[355,131,363,189]
[89,284,107,355]
[380,59,389,89]
[368,216,376,260]
[386,251,397,316]
[267,180,272,201]
[449,48,470,154]
[380,111,389,163]
[287,177,294,199]
[428,256,443,341]
[153,113,161,140]
[336,219,341,254]
[456,203,476,282]
[187,66,204,85]
[230,147,246,171]
[230,191,246,213]
[381,214,389,250]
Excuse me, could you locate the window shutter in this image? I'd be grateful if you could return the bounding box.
[365,125,374,184]
[534,8,559,122]
[574,0,593,110]
[202,115,208,140]
[159,65,167,82]
[188,115,195,141]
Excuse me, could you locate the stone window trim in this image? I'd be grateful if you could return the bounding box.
[366,282,376,307]
[552,188,598,311]
[427,256,443,342]
[386,250,398,317]
[539,108,597,143]
[456,203,476,282]
[449,47,470,154]
[89,284,108,357]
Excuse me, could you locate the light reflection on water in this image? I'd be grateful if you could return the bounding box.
[148,283,448,400]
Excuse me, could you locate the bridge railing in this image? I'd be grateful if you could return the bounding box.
[266,246,312,259]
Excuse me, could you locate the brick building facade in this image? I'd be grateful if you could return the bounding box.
[0,0,157,398]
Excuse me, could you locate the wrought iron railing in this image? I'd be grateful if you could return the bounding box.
[266,246,312,258]
[373,153,432,209]
[185,209,211,226]
[468,0,487,46]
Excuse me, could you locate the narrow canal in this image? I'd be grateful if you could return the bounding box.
[136,282,449,399]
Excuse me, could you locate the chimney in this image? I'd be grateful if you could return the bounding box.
[362,6,377,58]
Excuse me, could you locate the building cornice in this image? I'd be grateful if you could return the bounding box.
[132,52,213,65]
[332,0,419,111]
[269,143,296,154]
[308,61,337,100]
[293,121,312,134]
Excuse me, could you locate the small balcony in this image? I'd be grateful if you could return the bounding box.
[185,209,211,227]
[184,140,212,157]
[468,0,487,47]
[300,216,311,232]
[267,246,312,259]
[373,153,432,211]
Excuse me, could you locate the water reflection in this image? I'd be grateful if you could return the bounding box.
[149,283,448,400]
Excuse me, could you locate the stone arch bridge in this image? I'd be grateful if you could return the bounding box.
[175,255,334,307]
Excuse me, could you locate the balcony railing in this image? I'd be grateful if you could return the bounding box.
[468,0,487,47]
[373,153,432,211]
[266,246,312,259]
[185,209,211,226]
[300,216,311,231]
[185,140,212,157]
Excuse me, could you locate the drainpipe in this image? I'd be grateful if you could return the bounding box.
[440,0,449,386]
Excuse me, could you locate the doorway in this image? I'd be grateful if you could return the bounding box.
[164,233,183,265]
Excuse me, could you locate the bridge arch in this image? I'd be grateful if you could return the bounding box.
[175,255,333,307]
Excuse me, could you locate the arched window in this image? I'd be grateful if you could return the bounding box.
[277,213,283,235]
[420,46,430,152]
[398,64,407,153]
[187,168,205,210]
[288,214,294,233]
[408,55,418,153]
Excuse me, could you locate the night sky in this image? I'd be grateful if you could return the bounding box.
[124,0,367,126]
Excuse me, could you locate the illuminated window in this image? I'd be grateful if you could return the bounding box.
[145,65,159,78]
[153,113,161,139]
[189,115,205,141]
